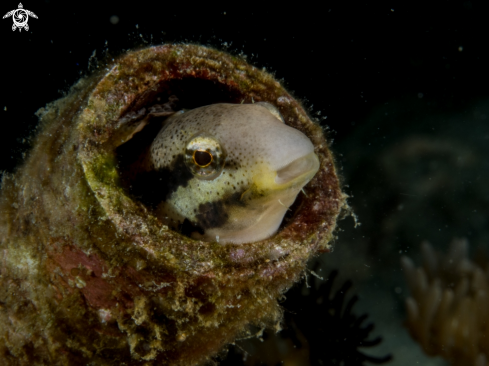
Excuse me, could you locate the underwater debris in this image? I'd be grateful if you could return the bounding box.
[402,239,489,365]
[0,44,345,365]
[222,269,392,366]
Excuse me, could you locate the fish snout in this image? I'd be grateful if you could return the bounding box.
[275,152,320,187]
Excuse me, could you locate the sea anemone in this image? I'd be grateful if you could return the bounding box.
[401,239,489,365]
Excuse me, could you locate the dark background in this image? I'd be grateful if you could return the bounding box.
[1,0,487,173]
[2,1,488,365]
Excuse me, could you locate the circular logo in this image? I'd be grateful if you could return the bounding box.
[12,9,28,28]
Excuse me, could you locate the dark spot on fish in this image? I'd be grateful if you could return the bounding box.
[130,154,193,208]
[196,201,229,229]
[195,191,246,229]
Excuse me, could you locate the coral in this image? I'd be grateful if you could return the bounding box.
[0,44,346,365]
[221,269,392,366]
[401,239,489,365]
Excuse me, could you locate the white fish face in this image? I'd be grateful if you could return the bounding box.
[144,103,319,244]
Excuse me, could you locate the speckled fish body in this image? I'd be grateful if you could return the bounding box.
[136,103,320,244]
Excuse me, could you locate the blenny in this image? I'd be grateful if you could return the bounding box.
[120,101,319,244]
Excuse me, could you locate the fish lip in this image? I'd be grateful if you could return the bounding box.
[274,152,320,186]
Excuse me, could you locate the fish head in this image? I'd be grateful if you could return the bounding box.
[150,102,320,244]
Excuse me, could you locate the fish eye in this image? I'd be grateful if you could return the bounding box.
[193,150,213,167]
[185,133,225,180]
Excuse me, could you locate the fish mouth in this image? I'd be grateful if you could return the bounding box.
[275,152,320,186]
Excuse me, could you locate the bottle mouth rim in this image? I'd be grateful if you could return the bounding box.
[78,44,343,267]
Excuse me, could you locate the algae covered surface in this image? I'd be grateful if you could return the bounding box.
[0,44,344,365]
